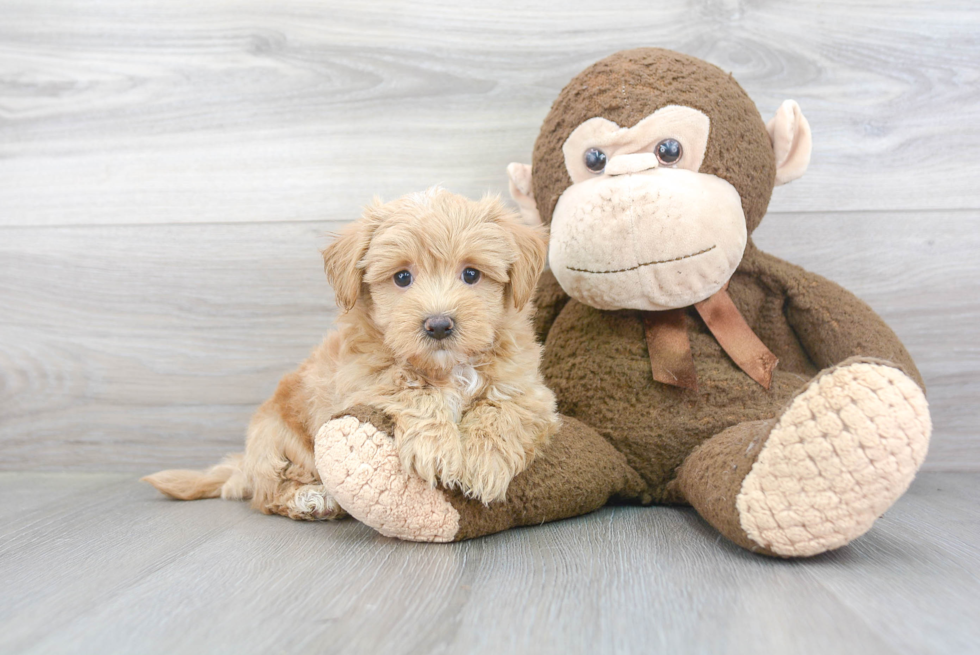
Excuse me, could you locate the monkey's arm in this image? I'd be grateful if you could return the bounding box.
[316,406,645,542]
[747,247,924,389]
[533,268,570,343]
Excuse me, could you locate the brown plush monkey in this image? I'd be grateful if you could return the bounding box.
[315,49,931,557]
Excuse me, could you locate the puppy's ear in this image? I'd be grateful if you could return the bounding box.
[322,203,383,311]
[506,220,548,311]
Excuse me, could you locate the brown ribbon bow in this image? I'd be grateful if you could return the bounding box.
[642,284,778,392]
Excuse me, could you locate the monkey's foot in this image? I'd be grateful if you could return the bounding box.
[314,407,460,543]
[737,359,931,557]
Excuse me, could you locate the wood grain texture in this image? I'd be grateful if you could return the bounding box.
[1,0,979,228]
[0,221,342,470]
[0,471,977,654]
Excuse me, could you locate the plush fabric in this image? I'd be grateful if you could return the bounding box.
[671,358,930,557]
[530,48,776,233]
[316,407,459,542]
[548,167,746,311]
[667,418,778,554]
[561,105,711,182]
[314,48,932,557]
[767,100,812,186]
[735,359,930,556]
[316,409,643,542]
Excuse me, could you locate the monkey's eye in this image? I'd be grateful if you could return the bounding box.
[583,148,607,173]
[393,270,413,288]
[655,139,683,165]
[461,268,481,285]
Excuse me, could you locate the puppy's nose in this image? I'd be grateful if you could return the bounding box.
[423,315,454,341]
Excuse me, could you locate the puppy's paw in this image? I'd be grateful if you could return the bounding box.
[398,425,465,491]
[287,484,345,521]
[458,426,527,504]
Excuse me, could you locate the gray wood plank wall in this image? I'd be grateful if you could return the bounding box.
[1,0,978,472]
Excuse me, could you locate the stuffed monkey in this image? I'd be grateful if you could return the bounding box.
[315,49,931,557]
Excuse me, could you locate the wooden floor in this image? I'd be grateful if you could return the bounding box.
[1,471,977,655]
[3,1,980,653]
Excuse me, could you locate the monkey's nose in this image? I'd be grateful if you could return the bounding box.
[423,315,454,340]
[605,153,659,176]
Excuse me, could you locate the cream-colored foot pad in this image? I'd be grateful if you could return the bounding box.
[315,416,460,543]
[737,362,931,557]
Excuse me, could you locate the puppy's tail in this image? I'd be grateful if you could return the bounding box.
[141,453,251,501]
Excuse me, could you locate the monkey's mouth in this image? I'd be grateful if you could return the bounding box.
[565,245,717,275]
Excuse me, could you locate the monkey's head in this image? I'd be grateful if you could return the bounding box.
[508,48,811,311]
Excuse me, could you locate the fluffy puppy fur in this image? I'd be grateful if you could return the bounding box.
[143,188,559,520]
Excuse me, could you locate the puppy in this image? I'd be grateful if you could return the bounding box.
[143,188,560,520]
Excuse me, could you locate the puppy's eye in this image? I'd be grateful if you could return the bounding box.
[584,148,607,173]
[393,270,413,288]
[461,268,481,285]
[655,138,682,165]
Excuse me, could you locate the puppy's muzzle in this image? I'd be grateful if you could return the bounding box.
[423,315,454,341]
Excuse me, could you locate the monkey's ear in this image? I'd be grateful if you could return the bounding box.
[322,210,377,312]
[767,100,812,186]
[506,221,548,311]
[507,163,542,226]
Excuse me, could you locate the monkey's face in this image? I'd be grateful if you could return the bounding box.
[548,106,747,311]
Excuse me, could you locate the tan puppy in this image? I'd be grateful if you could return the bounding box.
[143,188,559,520]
